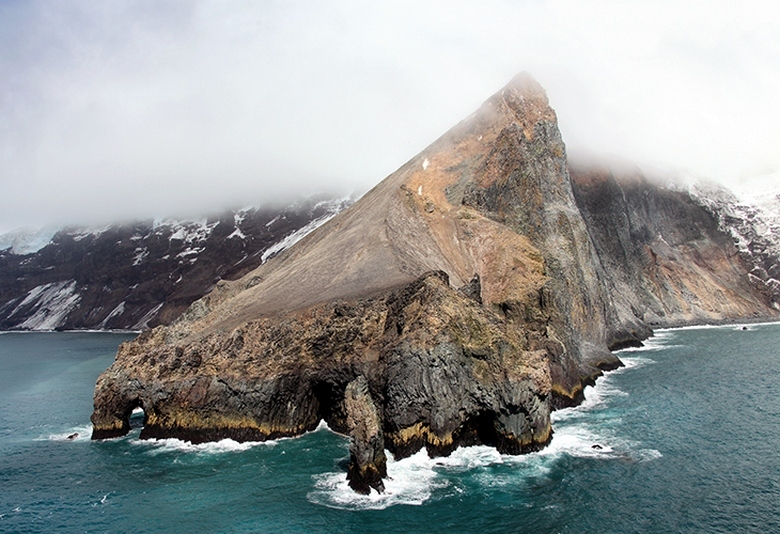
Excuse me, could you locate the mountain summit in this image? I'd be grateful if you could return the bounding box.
[91,74,777,494]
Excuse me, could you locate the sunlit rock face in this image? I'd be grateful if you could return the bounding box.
[91,74,778,494]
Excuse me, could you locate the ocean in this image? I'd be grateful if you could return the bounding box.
[1,325,778,533]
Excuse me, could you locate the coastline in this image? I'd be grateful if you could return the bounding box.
[0,329,140,335]
[652,317,780,333]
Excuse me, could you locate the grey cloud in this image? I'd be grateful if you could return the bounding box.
[1,0,779,231]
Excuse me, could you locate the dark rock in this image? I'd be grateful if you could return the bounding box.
[570,164,776,330]
[344,376,386,494]
[0,197,350,331]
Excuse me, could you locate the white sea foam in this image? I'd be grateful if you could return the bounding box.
[547,354,662,463]
[553,363,635,421]
[132,437,276,455]
[543,422,661,463]
[308,449,448,510]
[617,355,656,370]
[126,420,337,455]
[308,346,664,511]
[542,423,615,459]
[617,332,676,353]
[40,424,93,442]
[655,320,780,333]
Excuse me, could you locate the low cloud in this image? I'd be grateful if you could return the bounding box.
[2,0,778,230]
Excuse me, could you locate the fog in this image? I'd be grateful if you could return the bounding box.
[2,1,778,231]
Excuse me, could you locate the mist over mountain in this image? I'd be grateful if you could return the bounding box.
[0,195,351,331]
[2,1,778,232]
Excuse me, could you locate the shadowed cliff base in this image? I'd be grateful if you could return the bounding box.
[91,73,778,494]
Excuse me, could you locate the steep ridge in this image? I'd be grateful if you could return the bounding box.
[91,74,778,494]
[679,179,780,309]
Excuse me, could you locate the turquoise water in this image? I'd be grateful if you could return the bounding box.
[1,325,779,533]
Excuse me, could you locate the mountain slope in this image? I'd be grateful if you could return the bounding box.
[570,164,775,341]
[90,74,778,494]
[0,196,350,331]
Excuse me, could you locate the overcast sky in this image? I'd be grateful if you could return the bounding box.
[1,0,778,231]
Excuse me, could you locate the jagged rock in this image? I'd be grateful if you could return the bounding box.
[344,375,386,494]
[91,73,778,492]
[91,270,554,457]
[458,273,482,304]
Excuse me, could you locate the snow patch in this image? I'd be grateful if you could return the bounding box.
[228,212,248,239]
[132,302,164,330]
[11,281,81,330]
[99,301,126,328]
[132,247,149,266]
[72,224,112,242]
[227,227,246,239]
[260,199,349,264]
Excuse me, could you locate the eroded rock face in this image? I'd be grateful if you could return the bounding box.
[344,375,386,494]
[91,73,778,492]
[570,165,776,334]
[91,271,554,495]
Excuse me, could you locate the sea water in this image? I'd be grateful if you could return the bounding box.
[1,325,779,533]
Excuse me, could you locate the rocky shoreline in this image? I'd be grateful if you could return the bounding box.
[90,74,778,494]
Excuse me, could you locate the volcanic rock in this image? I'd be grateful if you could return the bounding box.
[91,73,778,492]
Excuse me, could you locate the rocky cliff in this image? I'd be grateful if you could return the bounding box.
[91,74,778,494]
[569,164,776,340]
[0,197,349,331]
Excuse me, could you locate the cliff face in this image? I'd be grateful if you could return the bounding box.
[0,197,349,331]
[91,74,778,494]
[570,165,776,341]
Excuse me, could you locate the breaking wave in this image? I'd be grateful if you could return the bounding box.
[131,437,275,455]
[308,341,665,511]
[39,424,93,442]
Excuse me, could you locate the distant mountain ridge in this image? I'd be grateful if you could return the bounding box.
[0,195,351,331]
[680,179,780,308]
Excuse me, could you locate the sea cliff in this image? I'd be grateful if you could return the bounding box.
[91,74,778,493]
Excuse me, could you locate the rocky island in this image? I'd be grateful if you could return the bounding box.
[91,74,778,494]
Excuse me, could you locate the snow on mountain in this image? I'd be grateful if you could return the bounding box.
[0,194,355,331]
[11,280,82,331]
[0,226,59,255]
[675,177,780,309]
[260,196,350,264]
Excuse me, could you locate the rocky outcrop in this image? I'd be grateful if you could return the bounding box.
[0,197,350,331]
[92,270,554,494]
[344,375,386,494]
[91,73,778,493]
